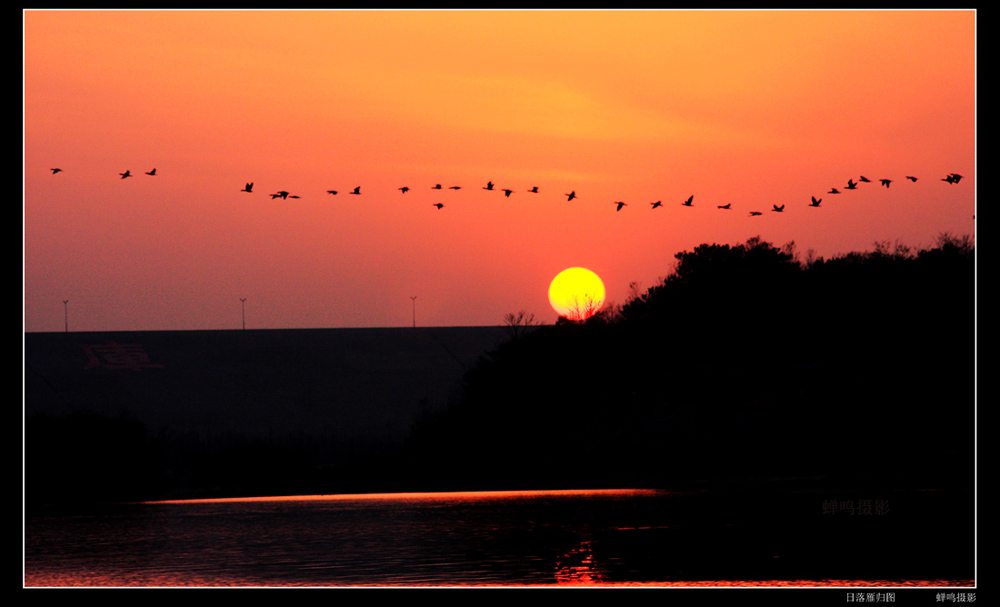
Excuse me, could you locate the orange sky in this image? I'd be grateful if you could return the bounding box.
[23,10,976,332]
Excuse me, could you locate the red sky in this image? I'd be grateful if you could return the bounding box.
[23,10,976,332]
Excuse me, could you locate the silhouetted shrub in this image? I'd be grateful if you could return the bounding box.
[403,235,975,491]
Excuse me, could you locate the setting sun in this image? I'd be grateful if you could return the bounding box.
[548,267,606,321]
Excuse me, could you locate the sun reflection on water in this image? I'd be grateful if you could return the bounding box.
[554,540,605,585]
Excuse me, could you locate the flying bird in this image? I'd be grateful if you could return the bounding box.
[270,193,283,199]
[651,201,663,209]
[502,189,513,197]
[241,182,254,193]
[120,170,131,179]
[288,195,300,199]
[274,191,290,199]
[859,176,871,183]
[749,211,763,216]
[50,168,62,174]
[880,179,892,188]
[906,176,918,182]
[772,204,785,212]
[845,179,857,190]
[717,203,731,210]
[681,195,693,207]
[327,190,338,195]
[566,191,577,201]
[433,203,444,210]
[829,188,840,194]
[943,173,963,184]
[809,196,822,207]
[528,187,539,193]
[449,186,462,190]
[432,184,443,189]
[145,168,157,176]
[350,187,361,195]
[615,201,627,211]
[399,187,409,194]
[483,181,495,191]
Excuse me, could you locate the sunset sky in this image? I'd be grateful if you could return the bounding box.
[23,9,976,332]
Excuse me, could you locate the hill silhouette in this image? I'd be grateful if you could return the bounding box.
[400,234,975,494]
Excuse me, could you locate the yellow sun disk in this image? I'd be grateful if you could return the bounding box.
[548,267,606,320]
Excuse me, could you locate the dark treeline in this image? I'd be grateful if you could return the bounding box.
[399,234,976,493]
[24,234,975,507]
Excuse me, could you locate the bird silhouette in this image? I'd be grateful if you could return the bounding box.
[615,201,627,211]
[288,195,300,199]
[275,191,290,199]
[483,181,494,191]
[449,186,462,190]
[50,168,62,174]
[859,176,871,183]
[241,182,254,193]
[880,179,892,188]
[943,173,963,184]
[327,190,338,195]
[829,187,840,194]
[651,201,663,209]
[772,204,785,212]
[270,193,283,199]
[350,187,361,195]
[146,168,157,176]
[566,191,577,201]
[433,203,444,210]
[717,203,731,210]
[749,211,763,216]
[809,196,822,207]
[399,187,409,194]
[906,176,918,182]
[681,195,693,207]
[502,189,513,197]
[432,184,443,189]
[120,170,131,179]
[845,179,857,190]
[528,186,539,193]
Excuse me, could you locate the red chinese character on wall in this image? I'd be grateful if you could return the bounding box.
[81,341,165,371]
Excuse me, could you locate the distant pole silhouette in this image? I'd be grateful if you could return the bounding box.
[63,300,68,333]
[240,297,247,330]
[411,296,417,328]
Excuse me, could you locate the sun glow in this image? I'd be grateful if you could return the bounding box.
[548,267,606,321]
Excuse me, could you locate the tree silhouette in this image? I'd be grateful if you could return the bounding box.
[403,234,974,492]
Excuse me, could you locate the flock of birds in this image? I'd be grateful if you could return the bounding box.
[46,167,967,218]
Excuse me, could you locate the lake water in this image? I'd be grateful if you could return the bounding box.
[24,488,973,587]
